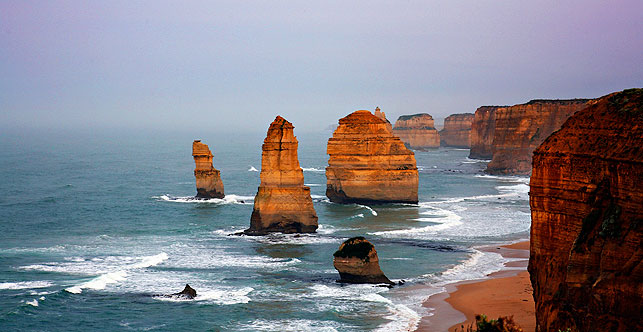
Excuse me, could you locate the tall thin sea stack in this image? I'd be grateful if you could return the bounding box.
[192,140,225,199]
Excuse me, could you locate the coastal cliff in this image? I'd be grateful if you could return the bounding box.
[469,106,503,159]
[392,113,440,150]
[333,237,393,285]
[245,116,318,235]
[528,89,643,332]
[192,140,225,198]
[439,113,474,148]
[486,99,589,174]
[326,110,418,204]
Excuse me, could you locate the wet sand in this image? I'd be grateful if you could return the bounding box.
[416,241,535,332]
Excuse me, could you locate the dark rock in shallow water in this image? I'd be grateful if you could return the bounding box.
[333,237,394,285]
[172,284,197,299]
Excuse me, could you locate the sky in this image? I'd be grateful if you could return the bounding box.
[1,0,642,133]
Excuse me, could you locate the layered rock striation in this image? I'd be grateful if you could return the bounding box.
[245,116,318,235]
[469,106,503,159]
[333,237,393,285]
[528,89,643,332]
[326,110,419,204]
[192,140,225,198]
[486,99,590,174]
[392,113,440,150]
[439,113,474,148]
[374,107,393,131]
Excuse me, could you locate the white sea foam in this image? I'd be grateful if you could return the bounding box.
[25,299,39,307]
[310,194,330,203]
[155,194,254,205]
[463,157,491,163]
[301,167,325,173]
[304,183,322,187]
[355,204,378,216]
[370,206,462,239]
[246,233,341,245]
[0,281,54,290]
[248,166,259,172]
[240,319,342,332]
[155,286,254,305]
[65,271,128,294]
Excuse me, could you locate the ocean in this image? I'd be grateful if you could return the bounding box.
[0,128,530,331]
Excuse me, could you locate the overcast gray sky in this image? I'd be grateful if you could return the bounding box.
[1,0,642,132]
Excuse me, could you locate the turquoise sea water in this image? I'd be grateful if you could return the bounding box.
[0,128,530,331]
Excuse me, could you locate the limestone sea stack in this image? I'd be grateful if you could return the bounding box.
[528,89,643,332]
[469,106,503,159]
[244,116,318,235]
[439,113,474,148]
[486,99,590,174]
[333,237,393,285]
[373,107,393,132]
[326,110,419,204]
[392,113,440,150]
[192,140,225,199]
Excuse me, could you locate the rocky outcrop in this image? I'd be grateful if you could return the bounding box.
[528,89,643,332]
[245,116,318,235]
[439,113,474,148]
[469,106,503,159]
[172,284,197,299]
[392,113,440,150]
[333,237,393,285]
[486,99,590,174]
[374,107,393,131]
[192,140,225,198]
[326,110,418,204]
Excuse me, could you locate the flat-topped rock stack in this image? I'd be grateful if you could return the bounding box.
[529,89,643,332]
[439,113,474,148]
[469,106,504,159]
[244,116,318,235]
[192,140,225,199]
[486,99,590,175]
[392,113,440,150]
[326,110,419,204]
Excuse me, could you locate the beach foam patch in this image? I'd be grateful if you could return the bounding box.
[0,281,54,290]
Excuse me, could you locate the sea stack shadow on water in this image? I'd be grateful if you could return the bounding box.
[192,140,225,199]
[333,237,393,285]
[326,110,419,204]
[244,116,318,235]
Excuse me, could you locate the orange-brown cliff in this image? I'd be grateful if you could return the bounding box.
[439,113,474,148]
[486,99,589,174]
[245,116,318,235]
[326,110,419,204]
[469,106,503,159]
[528,89,643,332]
[392,113,440,150]
[192,140,224,199]
[374,107,393,132]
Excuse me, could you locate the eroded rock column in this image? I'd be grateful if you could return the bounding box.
[192,140,224,199]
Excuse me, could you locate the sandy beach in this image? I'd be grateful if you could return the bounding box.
[416,241,535,331]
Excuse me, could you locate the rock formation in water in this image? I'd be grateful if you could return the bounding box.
[528,89,643,332]
[374,107,393,131]
[439,113,474,148]
[469,106,503,159]
[392,113,440,150]
[172,284,197,299]
[244,116,318,235]
[192,140,225,198]
[333,237,393,285]
[486,99,590,174]
[326,110,419,204]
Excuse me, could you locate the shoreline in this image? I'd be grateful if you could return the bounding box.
[415,240,534,332]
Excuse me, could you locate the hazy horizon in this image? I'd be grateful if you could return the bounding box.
[1,1,642,132]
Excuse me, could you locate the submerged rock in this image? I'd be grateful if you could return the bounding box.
[244,116,318,235]
[192,140,225,199]
[326,110,419,204]
[171,284,197,299]
[529,89,643,332]
[439,113,474,148]
[392,113,440,150]
[333,237,393,285]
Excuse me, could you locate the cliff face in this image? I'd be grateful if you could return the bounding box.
[374,107,393,131]
[333,237,393,285]
[392,113,440,150]
[469,106,502,159]
[192,140,225,198]
[245,116,318,235]
[439,113,474,148]
[528,89,643,332]
[326,110,419,204]
[486,99,589,174]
